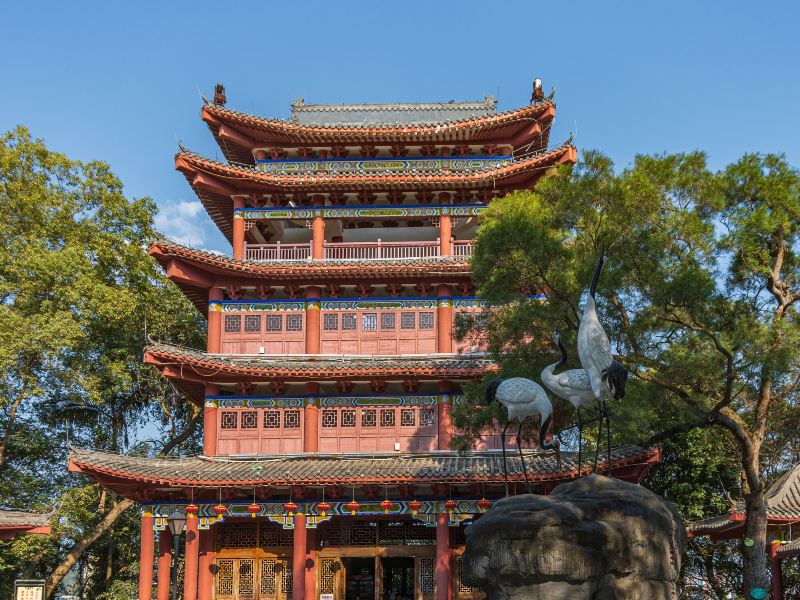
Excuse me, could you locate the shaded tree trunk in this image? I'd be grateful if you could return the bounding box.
[45,498,133,598]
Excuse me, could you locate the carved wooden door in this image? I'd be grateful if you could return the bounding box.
[319,557,346,600]
[215,558,291,600]
[415,557,435,600]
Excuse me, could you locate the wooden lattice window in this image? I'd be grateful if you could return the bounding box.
[401,409,415,427]
[380,409,395,427]
[241,411,258,429]
[224,314,241,333]
[318,520,343,547]
[342,313,357,331]
[420,408,436,427]
[348,520,377,546]
[362,313,377,331]
[260,559,276,594]
[238,559,255,595]
[322,410,338,428]
[282,564,293,593]
[320,559,336,594]
[259,522,293,547]
[286,314,303,332]
[381,313,396,330]
[362,409,376,427]
[419,557,435,593]
[244,314,262,332]
[220,411,238,430]
[217,559,234,595]
[284,410,300,429]
[266,315,283,332]
[401,312,416,329]
[341,409,356,427]
[264,410,280,429]
[419,312,435,329]
[323,313,339,330]
[216,523,257,549]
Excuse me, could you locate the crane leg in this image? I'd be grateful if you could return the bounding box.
[576,408,583,475]
[500,420,512,496]
[594,400,603,473]
[516,419,531,494]
[604,401,612,477]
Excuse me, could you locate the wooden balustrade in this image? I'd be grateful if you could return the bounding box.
[245,240,473,261]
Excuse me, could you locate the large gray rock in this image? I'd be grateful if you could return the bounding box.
[462,475,686,600]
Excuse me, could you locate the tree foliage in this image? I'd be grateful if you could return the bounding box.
[0,127,205,598]
[458,150,800,597]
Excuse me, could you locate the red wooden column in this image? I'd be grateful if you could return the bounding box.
[183,511,200,600]
[156,529,172,600]
[198,529,215,600]
[203,383,219,457]
[293,514,307,600]
[304,382,319,453]
[138,511,155,600]
[232,197,246,260]
[305,287,321,355]
[305,527,317,600]
[436,511,452,600]
[438,193,452,257]
[437,381,452,451]
[436,285,453,354]
[312,216,325,259]
[207,288,223,354]
[770,539,784,600]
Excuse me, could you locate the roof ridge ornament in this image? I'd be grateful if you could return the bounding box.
[213,83,226,107]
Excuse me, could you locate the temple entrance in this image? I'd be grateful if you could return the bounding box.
[342,557,374,600]
[215,557,291,600]
[381,557,414,600]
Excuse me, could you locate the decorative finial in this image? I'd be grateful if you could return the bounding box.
[531,78,544,104]
[546,85,556,102]
[213,83,226,107]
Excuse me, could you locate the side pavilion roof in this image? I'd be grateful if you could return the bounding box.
[0,510,52,539]
[689,463,800,538]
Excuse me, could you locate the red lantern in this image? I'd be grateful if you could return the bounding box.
[213,503,228,517]
[185,503,199,516]
[316,501,332,517]
[247,502,260,518]
[380,499,394,514]
[477,498,492,512]
[284,501,299,516]
[444,499,458,513]
[408,500,422,515]
[346,500,360,515]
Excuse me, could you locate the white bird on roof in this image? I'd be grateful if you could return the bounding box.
[485,377,558,495]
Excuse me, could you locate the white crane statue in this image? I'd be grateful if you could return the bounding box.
[577,255,629,473]
[485,377,558,495]
[541,330,595,471]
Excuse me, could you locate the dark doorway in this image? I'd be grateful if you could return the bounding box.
[343,557,374,600]
[381,557,415,600]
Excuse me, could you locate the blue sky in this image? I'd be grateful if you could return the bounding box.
[2,1,798,254]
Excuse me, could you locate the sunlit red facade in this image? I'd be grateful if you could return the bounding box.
[68,84,659,600]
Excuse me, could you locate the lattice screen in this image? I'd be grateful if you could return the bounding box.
[456,557,477,593]
[320,559,336,594]
[260,521,294,547]
[216,523,257,549]
[238,559,255,595]
[216,559,234,596]
[282,564,293,593]
[419,557,435,593]
[260,559,276,595]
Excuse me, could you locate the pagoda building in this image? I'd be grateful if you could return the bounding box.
[68,84,660,600]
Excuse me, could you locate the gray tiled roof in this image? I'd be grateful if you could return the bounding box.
[69,445,656,486]
[290,97,497,126]
[689,463,800,534]
[0,510,51,528]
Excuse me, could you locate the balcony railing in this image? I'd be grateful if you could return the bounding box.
[244,240,473,262]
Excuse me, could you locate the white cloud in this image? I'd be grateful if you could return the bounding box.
[154,199,209,247]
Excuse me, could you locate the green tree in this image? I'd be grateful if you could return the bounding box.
[460,150,800,596]
[0,126,204,598]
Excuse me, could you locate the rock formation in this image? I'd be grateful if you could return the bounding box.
[462,474,686,600]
